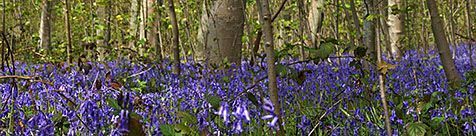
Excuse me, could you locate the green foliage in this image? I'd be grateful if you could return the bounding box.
[406,122,430,136]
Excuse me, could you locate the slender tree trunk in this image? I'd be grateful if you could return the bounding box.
[363,0,377,61]
[378,0,392,59]
[168,0,180,74]
[129,0,139,51]
[427,0,462,88]
[376,17,392,136]
[96,0,107,61]
[298,0,310,60]
[308,0,325,48]
[65,0,72,63]
[139,0,147,56]
[349,0,362,46]
[388,0,403,60]
[39,0,52,50]
[257,0,284,135]
[466,0,473,67]
[147,0,160,61]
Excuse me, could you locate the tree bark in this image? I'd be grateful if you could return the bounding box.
[139,0,147,56]
[363,0,377,61]
[129,0,139,50]
[297,0,310,60]
[198,0,245,65]
[168,0,180,74]
[64,0,73,63]
[257,0,284,135]
[466,0,473,67]
[147,0,160,61]
[349,0,362,46]
[388,0,403,60]
[308,0,325,48]
[427,0,462,88]
[39,0,52,50]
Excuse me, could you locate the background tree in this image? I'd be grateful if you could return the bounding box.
[427,0,462,88]
[387,0,404,60]
[39,0,53,50]
[197,0,245,65]
[168,0,180,74]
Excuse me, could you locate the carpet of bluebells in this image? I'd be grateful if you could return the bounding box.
[0,45,475,135]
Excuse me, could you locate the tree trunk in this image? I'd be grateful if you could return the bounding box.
[147,0,160,61]
[39,0,52,50]
[298,0,310,60]
[308,0,325,48]
[363,0,377,61]
[466,0,473,67]
[168,0,180,74]
[427,0,462,88]
[388,0,404,60]
[349,0,362,46]
[199,0,245,65]
[378,0,392,58]
[139,0,147,56]
[257,0,284,135]
[129,0,139,51]
[65,0,73,63]
[376,17,393,136]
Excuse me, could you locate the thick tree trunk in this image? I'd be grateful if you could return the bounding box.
[308,0,325,48]
[257,0,284,135]
[168,0,180,74]
[427,0,462,88]
[388,0,403,60]
[199,0,245,65]
[39,0,52,50]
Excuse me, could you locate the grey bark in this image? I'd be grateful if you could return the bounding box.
[308,0,325,48]
[257,0,284,135]
[39,0,52,50]
[387,0,403,59]
[427,0,462,88]
[197,0,245,65]
[65,0,72,63]
[466,0,473,67]
[168,0,180,74]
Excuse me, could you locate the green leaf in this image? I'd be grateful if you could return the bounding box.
[276,64,288,76]
[175,123,192,134]
[431,117,445,124]
[160,124,176,136]
[406,122,429,136]
[106,98,121,110]
[317,43,335,59]
[246,92,259,107]
[177,111,198,124]
[205,94,221,110]
[222,76,230,83]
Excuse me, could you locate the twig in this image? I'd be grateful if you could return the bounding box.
[127,65,155,79]
[308,99,343,136]
[455,32,476,42]
[272,0,288,22]
[227,75,268,103]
